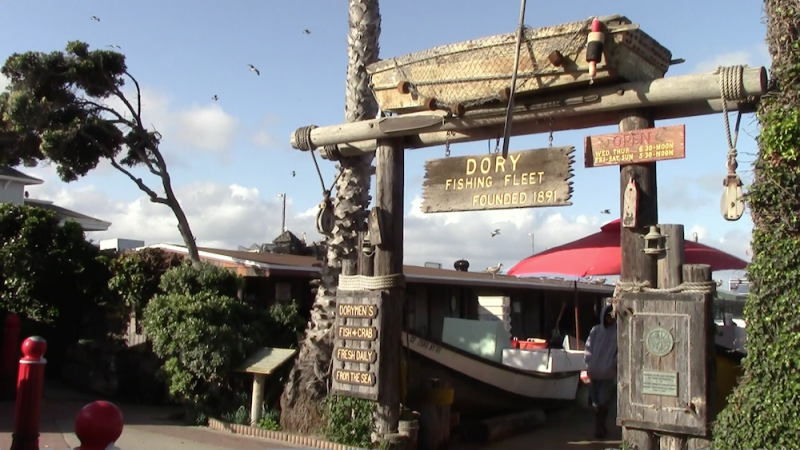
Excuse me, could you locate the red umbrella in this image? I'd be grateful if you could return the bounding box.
[508,219,748,277]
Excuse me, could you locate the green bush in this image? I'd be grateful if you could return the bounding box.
[323,395,376,449]
[108,248,184,320]
[712,2,800,448]
[256,406,282,431]
[0,203,110,323]
[142,261,304,413]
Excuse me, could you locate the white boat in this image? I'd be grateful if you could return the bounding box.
[402,330,580,416]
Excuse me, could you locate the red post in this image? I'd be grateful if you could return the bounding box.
[1,314,21,400]
[10,336,47,450]
[74,401,124,450]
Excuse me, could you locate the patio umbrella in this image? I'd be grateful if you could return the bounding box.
[508,219,748,277]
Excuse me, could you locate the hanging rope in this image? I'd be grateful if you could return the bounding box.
[718,65,744,175]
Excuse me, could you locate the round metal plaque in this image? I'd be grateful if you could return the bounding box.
[645,327,674,357]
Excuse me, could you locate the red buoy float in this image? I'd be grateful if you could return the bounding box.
[585,18,605,81]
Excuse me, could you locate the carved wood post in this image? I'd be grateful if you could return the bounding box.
[619,110,659,450]
[374,138,405,437]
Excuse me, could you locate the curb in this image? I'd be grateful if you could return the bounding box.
[206,418,367,450]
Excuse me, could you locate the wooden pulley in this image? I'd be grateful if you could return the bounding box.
[720,174,745,221]
[316,193,335,236]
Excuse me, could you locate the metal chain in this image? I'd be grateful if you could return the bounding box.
[494,136,500,154]
[548,117,554,148]
[445,131,453,157]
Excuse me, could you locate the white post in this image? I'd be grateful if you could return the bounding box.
[250,374,265,426]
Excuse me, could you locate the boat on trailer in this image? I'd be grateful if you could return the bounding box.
[402,328,582,417]
[367,14,674,115]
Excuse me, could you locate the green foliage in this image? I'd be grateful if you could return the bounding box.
[108,248,184,320]
[142,261,304,413]
[222,406,250,426]
[712,3,800,448]
[0,40,160,182]
[256,406,282,431]
[0,203,110,323]
[323,395,376,449]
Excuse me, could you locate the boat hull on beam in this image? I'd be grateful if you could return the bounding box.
[402,331,580,417]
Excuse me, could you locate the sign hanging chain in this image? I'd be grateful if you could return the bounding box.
[548,117,554,148]
[494,136,500,154]
[445,130,453,157]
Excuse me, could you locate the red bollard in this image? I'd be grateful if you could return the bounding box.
[10,336,47,450]
[74,401,124,450]
[1,314,21,400]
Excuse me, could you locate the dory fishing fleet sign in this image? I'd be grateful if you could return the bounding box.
[420,146,575,213]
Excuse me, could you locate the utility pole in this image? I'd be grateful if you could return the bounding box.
[277,193,287,232]
[528,232,535,255]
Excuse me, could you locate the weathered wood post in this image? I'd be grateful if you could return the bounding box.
[683,264,716,450]
[657,224,687,450]
[618,110,659,450]
[374,137,406,438]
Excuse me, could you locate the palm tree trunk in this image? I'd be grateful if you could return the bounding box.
[278,0,381,434]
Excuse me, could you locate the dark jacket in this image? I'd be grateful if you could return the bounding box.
[584,303,618,380]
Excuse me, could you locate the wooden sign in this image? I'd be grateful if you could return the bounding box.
[616,292,712,437]
[331,290,385,400]
[420,146,575,213]
[584,124,686,168]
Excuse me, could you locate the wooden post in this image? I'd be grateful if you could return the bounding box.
[657,224,687,450]
[683,264,716,450]
[418,378,453,450]
[619,110,659,450]
[250,374,266,426]
[374,138,405,438]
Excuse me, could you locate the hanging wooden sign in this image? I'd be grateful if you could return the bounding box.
[331,290,386,401]
[584,124,686,168]
[420,146,575,213]
[622,177,638,228]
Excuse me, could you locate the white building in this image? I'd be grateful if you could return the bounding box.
[0,166,112,232]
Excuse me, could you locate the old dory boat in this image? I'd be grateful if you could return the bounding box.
[402,318,582,417]
[367,14,674,115]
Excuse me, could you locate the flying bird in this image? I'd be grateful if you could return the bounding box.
[248,64,260,76]
[91,16,100,22]
[601,209,610,214]
[212,95,219,101]
[292,171,296,177]
[303,29,311,35]
[107,44,121,50]
[491,229,501,237]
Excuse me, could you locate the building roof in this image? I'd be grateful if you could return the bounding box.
[0,167,44,186]
[146,243,614,294]
[24,199,112,232]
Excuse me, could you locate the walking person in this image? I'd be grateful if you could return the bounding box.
[583,303,618,439]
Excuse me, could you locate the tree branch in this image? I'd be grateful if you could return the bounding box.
[77,99,133,126]
[85,134,168,205]
[124,71,143,119]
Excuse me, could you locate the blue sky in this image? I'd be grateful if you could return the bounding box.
[0,0,766,285]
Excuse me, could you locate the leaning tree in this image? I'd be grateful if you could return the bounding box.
[279,0,381,434]
[0,41,200,261]
[712,2,800,448]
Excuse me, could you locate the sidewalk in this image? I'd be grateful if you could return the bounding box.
[0,382,296,450]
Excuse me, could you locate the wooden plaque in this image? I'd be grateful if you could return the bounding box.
[584,124,686,168]
[331,290,385,400]
[420,146,574,213]
[616,292,712,437]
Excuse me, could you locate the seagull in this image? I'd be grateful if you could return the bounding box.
[595,277,607,284]
[91,16,100,22]
[491,229,501,237]
[291,170,296,177]
[303,29,311,35]
[484,263,503,278]
[212,95,219,101]
[248,64,260,76]
[601,209,610,214]
[107,44,121,50]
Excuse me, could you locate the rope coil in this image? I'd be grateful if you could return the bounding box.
[294,125,318,151]
[339,274,406,291]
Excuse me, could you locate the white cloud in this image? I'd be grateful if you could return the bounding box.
[22,176,752,280]
[694,46,771,73]
[103,87,240,157]
[687,225,709,242]
[251,130,280,149]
